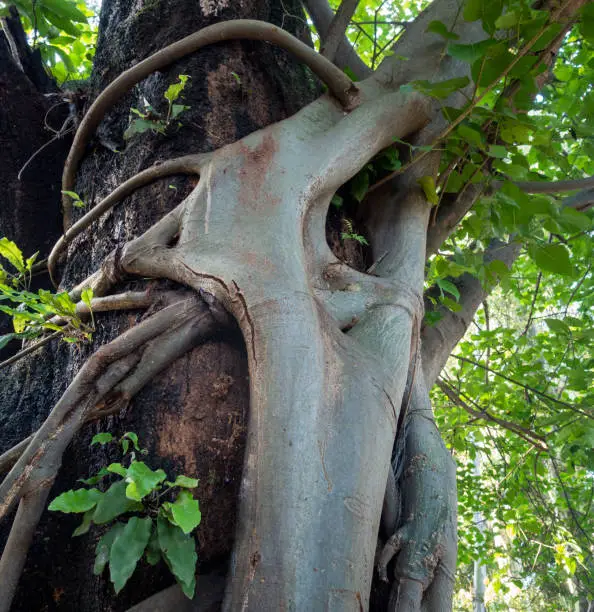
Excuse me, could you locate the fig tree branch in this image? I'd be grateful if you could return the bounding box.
[320,0,360,63]
[51,154,206,285]
[62,19,359,227]
[301,0,372,79]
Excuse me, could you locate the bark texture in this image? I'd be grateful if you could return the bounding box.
[0,0,318,610]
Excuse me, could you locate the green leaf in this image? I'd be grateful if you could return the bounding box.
[79,467,111,485]
[436,279,461,301]
[417,176,439,206]
[91,432,113,446]
[427,20,459,40]
[93,480,142,524]
[170,104,189,120]
[463,0,482,22]
[125,461,167,501]
[164,75,190,104]
[495,12,520,29]
[166,475,200,489]
[121,432,140,451]
[413,76,470,99]
[41,0,88,23]
[350,170,369,202]
[0,238,25,273]
[145,528,162,565]
[457,123,484,147]
[72,509,94,536]
[545,318,570,335]
[94,522,125,576]
[109,517,153,593]
[487,145,507,158]
[48,488,102,513]
[530,243,573,276]
[81,287,94,309]
[107,462,128,477]
[447,40,497,64]
[558,208,592,233]
[164,490,202,534]
[157,517,197,598]
[331,194,343,208]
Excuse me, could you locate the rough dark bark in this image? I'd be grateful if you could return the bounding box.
[0,0,318,610]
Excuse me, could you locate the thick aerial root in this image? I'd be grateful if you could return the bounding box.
[0,486,51,612]
[51,154,206,285]
[0,293,225,612]
[377,374,457,612]
[62,19,359,227]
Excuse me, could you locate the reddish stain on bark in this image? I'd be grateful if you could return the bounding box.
[237,133,280,210]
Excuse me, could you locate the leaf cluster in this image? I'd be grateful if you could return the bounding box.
[48,431,202,598]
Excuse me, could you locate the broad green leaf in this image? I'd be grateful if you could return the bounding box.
[0,238,25,273]
[530,243,573,276]
[157,517,197,598]
[413,76,470,99]
[81,287,94,309]
[350,170,369,202]
[170,104,189,119]
[41,0,88,23]
[545,318,570,335]
[436,279,461,301]
[48,488,102,513]
[331,194,343,208]
[94,522,125,576]
[125,461,167,501]
[166,475,200,489]
[91,432,113,446]
[107,462,127,477]
[109,517,153,593]
[145,528,161,565]
[93,480,142,524]
[79,467,110,485]
[487,145,507,158]
[457,123,484,147]
[558,208,592,232]
[72,509,94,536]
[495,12,520,29]
[165,490,201,534]
[121,431,140,451]
[427,20,459,40]
[417,176,439,206]
[447,40,496,64]
[164,74,190,103]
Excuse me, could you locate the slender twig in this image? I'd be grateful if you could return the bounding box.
[521,271,542,336]
[452,355,592,419]
[437,379,548,451]
[0,332,61,371]
[62,19,359,228]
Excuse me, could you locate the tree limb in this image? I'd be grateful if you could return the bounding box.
[491,174,594,195]
[437,378,548,451]
[302,0,372,79]
[422,240,521,388]
[319,0,360,63]
[62,19,359,228]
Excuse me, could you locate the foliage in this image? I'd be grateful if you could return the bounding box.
[49,432,202,598]
[0,238,94,346]
[124,75,191,140]
[0,0,98,83]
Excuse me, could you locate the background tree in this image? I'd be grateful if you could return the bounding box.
[0,0,592,610]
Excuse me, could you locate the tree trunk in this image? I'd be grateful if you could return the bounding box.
[0,1,317,610]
